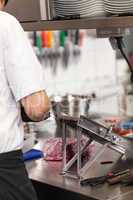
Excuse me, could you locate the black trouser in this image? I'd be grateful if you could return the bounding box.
[0,150,38,200]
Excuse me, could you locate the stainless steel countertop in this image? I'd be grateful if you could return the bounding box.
[26,139,133,200]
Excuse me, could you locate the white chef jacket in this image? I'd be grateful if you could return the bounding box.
[0,11,45,153]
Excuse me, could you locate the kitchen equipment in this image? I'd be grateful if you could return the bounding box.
[51,94,92,137]
[107,169,133,185]
[80,169,131,186]
[61,115,126,179]
[51,94,91,120]
[53,0,105,18]
[104,0,133,15]
[5,0,54,21]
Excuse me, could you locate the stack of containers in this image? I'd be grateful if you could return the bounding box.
[53,0,106,18]
[103,0,133,15]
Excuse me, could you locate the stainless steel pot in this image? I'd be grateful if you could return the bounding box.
[51,94,91,119]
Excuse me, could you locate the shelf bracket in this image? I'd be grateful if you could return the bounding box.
[96,28,130,38]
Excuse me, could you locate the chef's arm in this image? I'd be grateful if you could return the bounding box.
[21,90,50,122]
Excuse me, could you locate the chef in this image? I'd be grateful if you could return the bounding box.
[0,0,50,199]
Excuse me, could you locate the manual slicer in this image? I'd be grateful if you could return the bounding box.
[61,115,126,179]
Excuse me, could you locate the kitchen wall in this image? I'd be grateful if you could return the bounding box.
[40,36,122,115]
[28,32,124,115]
[42,37,117,96]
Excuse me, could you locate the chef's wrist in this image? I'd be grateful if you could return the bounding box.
[42,112,50,121]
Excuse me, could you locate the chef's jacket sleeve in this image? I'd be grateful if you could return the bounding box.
[4,16,45,102]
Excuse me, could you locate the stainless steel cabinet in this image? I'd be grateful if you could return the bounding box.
[4,0,50,22]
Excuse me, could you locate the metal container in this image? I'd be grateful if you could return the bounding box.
[51,94,91,119]
[5,0,53,21]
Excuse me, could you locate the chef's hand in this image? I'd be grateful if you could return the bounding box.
[21,90,50,122]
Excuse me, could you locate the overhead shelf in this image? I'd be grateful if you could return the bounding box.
[21,16,133,31]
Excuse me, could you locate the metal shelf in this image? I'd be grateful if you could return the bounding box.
[21,16,133,31]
